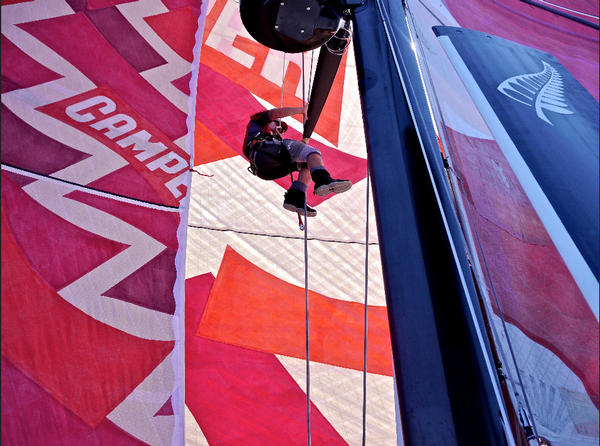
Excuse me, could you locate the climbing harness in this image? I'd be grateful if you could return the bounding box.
[245,132,298,180]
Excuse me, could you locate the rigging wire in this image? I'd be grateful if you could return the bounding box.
[403,4,541,444]
[304,194,310,446]
[361,158,370,446]
[536,0,599,19]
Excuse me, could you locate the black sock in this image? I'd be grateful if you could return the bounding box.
[310,168,332,186]
[289,180,308,193]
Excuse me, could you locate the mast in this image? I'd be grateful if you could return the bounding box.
[349,0,509,444]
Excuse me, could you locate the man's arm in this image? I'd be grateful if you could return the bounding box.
[267,106,308,121]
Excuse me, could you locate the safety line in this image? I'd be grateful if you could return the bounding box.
[361,158,370,446]
[1,163,181,212]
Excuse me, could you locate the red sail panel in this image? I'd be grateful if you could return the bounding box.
[446,127,599,406]
[186,273,348,445]
[1,203,175,426]
[2,0,197,443]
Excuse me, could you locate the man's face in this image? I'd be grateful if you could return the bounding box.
[268,119,283,135]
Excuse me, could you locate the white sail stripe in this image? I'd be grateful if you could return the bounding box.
[509,86,535,97]
[20,179,176,341]
[439,36,599,322]
[184,404,210,446]
[173,3,207,441]
[525,80,544,87]
[58,267,176,341]
[542,94,567,101]
[541,100,569,107]
[277,355,398,446]
[499,82,536,101]
[540,103,574,113]
[511,82,536,94]
[538,0,600,19]
[107,352,176,446]
[118,0,192,115]
[503,94,533,106]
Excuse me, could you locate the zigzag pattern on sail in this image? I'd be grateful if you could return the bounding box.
[498,61,574,125]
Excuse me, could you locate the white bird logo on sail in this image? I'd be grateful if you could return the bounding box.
[497,61,574,125]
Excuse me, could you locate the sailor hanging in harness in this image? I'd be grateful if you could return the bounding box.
[243,106,352,217]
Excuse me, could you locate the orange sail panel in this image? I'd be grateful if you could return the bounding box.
[198,246,393,376]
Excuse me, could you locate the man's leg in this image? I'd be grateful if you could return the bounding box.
[306,152,325,170]
[306,153,352,197]
[283,139,352,197]
[298,166,312,185]
[283,172,317,217]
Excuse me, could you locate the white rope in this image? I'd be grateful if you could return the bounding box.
[308,50,315,104]
[362,158,370,446]
[298,47,369,446]
[301,51,312,446]
[281,52,286,108]
[304,197,310,446]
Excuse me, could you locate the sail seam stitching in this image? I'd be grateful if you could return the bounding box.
[187,224,378,245]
